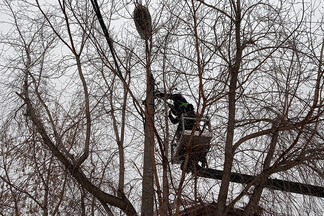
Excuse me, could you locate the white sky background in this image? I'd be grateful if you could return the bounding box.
[1,1,323,60]
[1,0,323,179]
[1,0,323,99]
[0,0,324,214]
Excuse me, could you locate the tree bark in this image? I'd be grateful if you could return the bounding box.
[141,73,155,216]
[216,1,242,214]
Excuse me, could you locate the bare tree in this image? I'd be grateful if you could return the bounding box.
[1,0,136,215]
[1,0,323,215]
[164,0,324,215]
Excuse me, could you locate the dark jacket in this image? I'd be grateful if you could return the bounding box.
[157,93,195,128]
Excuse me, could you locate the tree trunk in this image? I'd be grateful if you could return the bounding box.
[216,1,242,214]
[141,72,155,216]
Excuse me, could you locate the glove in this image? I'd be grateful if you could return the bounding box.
[155,91,163,98]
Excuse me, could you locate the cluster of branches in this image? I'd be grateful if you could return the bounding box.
[0,0,323,215]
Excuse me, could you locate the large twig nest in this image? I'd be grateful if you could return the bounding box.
[133,4,152,40]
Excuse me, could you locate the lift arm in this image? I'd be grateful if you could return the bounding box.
[194,166,324,198]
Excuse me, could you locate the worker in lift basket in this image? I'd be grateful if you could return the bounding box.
[155,92,196,134]
[155,92,207,170]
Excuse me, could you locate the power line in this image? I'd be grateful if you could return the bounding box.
[90,0,124,81]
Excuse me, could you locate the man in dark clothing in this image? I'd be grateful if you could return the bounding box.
[155,92,196,132]
[156,92,204,171]
[156,92,209,170]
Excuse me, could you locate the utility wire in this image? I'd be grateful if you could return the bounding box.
[90,0,146,121]
[90,0,124,81]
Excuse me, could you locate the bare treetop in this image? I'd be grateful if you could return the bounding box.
[0,0,323,215]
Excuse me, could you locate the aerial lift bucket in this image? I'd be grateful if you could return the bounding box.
[171,115,213,164]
